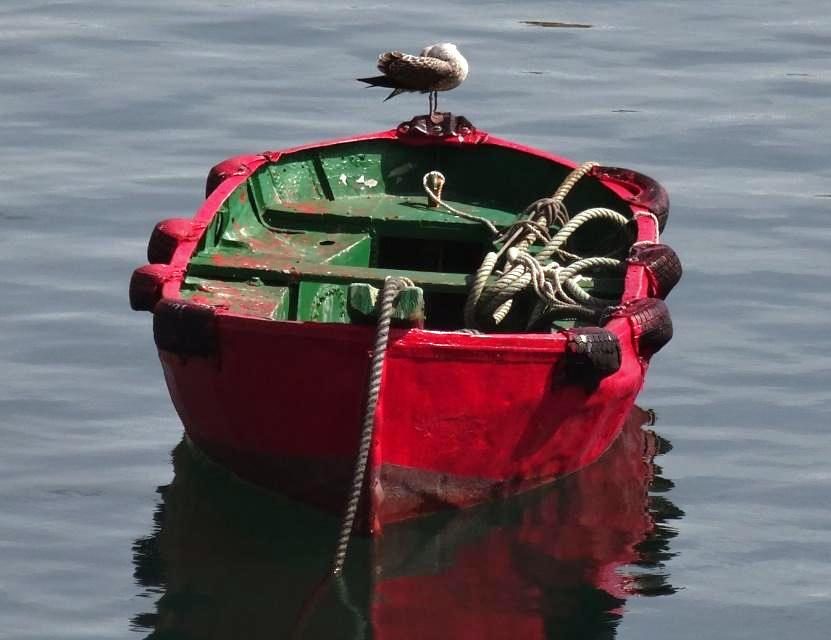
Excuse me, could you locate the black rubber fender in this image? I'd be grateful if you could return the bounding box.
[153,299,217,357]
[564,327,622,390]
[129,264,178,312]
[629,243,682,298]
[604,298,673,358]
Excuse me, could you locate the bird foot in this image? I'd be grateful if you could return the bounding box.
[396,113,477,138]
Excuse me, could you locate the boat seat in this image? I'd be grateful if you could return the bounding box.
[265,195,516,240]
[187,254,471,293]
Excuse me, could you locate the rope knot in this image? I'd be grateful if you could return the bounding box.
[523,197,569,229]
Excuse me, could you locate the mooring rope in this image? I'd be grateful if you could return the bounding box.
[312,161,637,630]
[331,276,413,575]
[328,162,633,572]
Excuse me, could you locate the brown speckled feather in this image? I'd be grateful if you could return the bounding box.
[358,43,468,106]
[377,51,454,91]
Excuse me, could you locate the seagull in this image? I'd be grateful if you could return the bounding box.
[357,43,469,115]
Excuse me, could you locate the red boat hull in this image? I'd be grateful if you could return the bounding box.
[372,406,663,639]
[159,306,649,530]
[132,406,674,639]
[136,123,678,531]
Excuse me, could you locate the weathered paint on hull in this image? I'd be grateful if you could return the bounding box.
[371,405,661,639]
[133,406,668,639]
[158,308,645,530]
[133,119,680,530]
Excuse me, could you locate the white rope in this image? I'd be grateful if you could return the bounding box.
[418,162,642,331]
[461,162,635,330]
[422,171,500,236]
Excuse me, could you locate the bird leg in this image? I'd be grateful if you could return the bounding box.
[427,92,434,116]
[433,91,439,114]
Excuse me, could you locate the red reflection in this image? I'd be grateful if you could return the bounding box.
[132,406,677,639]
[372,406,661,639]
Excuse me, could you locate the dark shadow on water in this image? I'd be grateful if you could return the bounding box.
[131,406,682,639]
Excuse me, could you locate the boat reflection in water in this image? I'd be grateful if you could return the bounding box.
[132,406,682,639]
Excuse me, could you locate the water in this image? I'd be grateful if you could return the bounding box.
[1,1,829,638]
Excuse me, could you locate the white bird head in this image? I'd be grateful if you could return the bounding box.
[420,43,468,80]
[421,42,458,58]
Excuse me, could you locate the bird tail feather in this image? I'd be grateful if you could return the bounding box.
[356,75,397,88]
[383,88,405,102]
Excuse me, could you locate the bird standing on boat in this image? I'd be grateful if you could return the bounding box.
[357,43,469,115]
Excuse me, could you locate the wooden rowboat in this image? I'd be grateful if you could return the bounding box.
[130,113,681,531]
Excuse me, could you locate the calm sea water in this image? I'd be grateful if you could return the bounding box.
[1,1,829,638]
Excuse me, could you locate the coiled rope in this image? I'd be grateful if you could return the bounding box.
[470,208,629,328]
[331,276,413,575]
[423,162,632,331]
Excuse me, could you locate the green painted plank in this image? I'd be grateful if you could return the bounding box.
[296,282,349,323]
[181,277,292,320]
[347,283,425,325]
[188,255,621,294]
[187,257,471,292]
[265,195,517,231]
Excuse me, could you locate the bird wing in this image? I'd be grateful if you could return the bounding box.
[377,51,453,91]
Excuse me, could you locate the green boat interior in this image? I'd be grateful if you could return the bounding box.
[183,139,635,331]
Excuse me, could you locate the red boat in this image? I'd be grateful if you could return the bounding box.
[130,113,681,531]
[132,406,678,639]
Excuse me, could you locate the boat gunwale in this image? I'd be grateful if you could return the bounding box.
[155,123,662,348]
[209,309,573,358]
